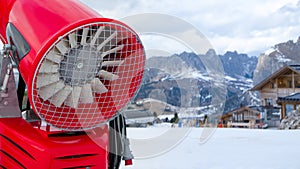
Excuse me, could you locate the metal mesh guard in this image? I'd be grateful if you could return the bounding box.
[32,22,145,130]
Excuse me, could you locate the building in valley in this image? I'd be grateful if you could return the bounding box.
[251,65,300,126]
[221,106,261,128]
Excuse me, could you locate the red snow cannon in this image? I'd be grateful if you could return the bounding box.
[0,0,145,168]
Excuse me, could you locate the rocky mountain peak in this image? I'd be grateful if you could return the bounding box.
[254,39,300,85]
[220,51,257,79]
[206,49,217,56]
[297,36,300,43]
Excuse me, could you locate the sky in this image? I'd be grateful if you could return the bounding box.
[79,0,300,57]
[1,0,300,57]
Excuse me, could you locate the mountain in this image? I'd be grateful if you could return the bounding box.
[254,37,300,85]
[134,37,300,114]
[135,50,259,113]
[220,51,257,79]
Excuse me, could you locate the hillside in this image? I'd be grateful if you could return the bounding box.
[135,50,259,113]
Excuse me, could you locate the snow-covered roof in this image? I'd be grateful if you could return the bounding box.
[123,109,153,119]
[278,93,300,103]
[222,106,260,118]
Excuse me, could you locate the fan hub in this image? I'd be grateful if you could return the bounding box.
[59,45,101,86]
[76,62,84,69]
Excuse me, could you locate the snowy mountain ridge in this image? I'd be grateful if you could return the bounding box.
[136,50,259,112]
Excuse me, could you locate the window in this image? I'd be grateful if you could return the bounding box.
[265,98,273,106]
[278,79,286,88]
[296,80,300,88]
[271,82,275,89]
[288,80,293,88]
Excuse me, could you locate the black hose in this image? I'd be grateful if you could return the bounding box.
[17,73,26,110]
[108,114,126,169]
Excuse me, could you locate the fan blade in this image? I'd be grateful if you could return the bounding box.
[100,45,124,59]
[80,83,94,103]
[56,39,69,54]
[81,28,89,45]
[36,73,60,88]
[101,60,124,67]
[68,32,77,48]
[50,85,72,107]
[98,70,119,81]
[65,86,82,108]
[38,81,65,101]
[91,78,108,94]
[46,50,63,63]
[97,31,117,52]
[39,60,59,73]
[90,26,105,46]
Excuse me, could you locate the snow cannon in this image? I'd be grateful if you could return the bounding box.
[0,0,145,168]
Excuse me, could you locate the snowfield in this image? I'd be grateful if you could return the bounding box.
[121,128,300,169]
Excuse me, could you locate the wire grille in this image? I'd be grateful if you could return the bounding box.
[32,22,145,130]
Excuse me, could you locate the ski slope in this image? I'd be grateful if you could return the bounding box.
[121,128,300,169]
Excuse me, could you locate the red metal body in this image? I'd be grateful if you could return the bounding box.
[0,118,108,168]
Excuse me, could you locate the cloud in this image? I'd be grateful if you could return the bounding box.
[141,35,191,57]
[3,0,300,57]
[78,0,294,56]
[120,13,213,55]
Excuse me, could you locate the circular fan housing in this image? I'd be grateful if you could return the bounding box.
[32,22,145,130]
[3,0,145,130]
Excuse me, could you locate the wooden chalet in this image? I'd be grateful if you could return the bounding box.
[123,109,154,127]
[221,106,260,128]
[251,65,300,120]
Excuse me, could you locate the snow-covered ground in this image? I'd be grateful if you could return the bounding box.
[121,128,300,169]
